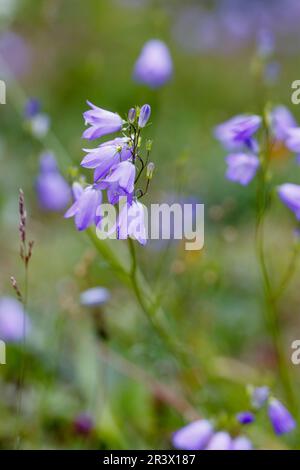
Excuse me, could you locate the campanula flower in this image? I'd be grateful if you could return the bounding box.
[29,113,50,138]
[231,436,252,450]
[36,152,71,212]
[138,104,151,128]
[133,39,173,88]
[0,297,30,343]
[268,399,296,435]
[80,287,110,307]
[172,420,214,451]
[115,200,147,245]
[225,153,260,185]
[236,411,255,425]
[285,128,300,153]
[81,138,131,182]
[65,183,102,231]
[215,114,261,150]
[82,101,123,140]
[101,161,135,204]
[24,98,41,119]
[251,386,269,408]
[278,183,300,220]
[270,106,297,142]
[74,413,94,436]
[205,431,232,450]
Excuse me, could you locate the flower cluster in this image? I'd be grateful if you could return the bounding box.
[215,105,300,223]
[65,102,153,245]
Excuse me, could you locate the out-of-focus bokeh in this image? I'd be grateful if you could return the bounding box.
[1,0,300,449]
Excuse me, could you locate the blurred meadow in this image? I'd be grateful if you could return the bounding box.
[1,0,300,450]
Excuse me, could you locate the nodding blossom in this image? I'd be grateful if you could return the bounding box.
[277,183,300,220]
[236,411,255,425]
[205,431,232,450]
[82,101,123,140]
[225,153,260,185]
[172,420,214,451]
[214,114,261,151]
[0,296,30,343]
[231,436,253,450]
[251,386,270,409]
[24,98,41,119]
[268,399,296,435]
[285,128,300,153]
[133,39,173,88]
[80,287,110,307]
[270,106,297,142]
[36,152,71,212]
[65,103,153,245]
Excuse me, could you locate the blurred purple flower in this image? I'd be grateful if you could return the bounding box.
[30,113,50,138]
[82,101,123,140]
[36,152,71,212]
[205,431,232,450]
[256,29,275,57]
[24,98,41,119]
[251,386,269,408]
[268,399,296,435]
[236,411,255,425]
[215,114,261,151]
[80,287,110,307]
[65,183,102,231]
[271,106,297,142]
[278,183,300,220]
[231,436,253,450]
[285,128,300,153]
[225,153,259,185]
[133,39,173,88]
[81,138,131,182]
[101,161,135,204]
[172,420,214,450]
[138,104,151,128]
[0,31,32,78]
[0,297,30,343]
[74,413,94,436]
[115,200,147,245]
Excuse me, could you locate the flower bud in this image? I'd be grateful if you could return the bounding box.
[146,162,155,179]
[128,107,136,123]
[146,139,153,152]
[138,104,151,128]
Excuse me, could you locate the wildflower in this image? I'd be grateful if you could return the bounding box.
[64,183,102,231]
[268,398,296,435]
[138,104,151,128]
[0,297,30,343]
[80,287,110,307]
[36,152,71,212]
[24,97,40,119]
[81,138,131,182]
[270,106,297,142]
[278,183,300,220]
[133,39,173,88]
[172,420,214,450]
[205,431,232,450]
[74,413,94,436]
[101,161,135,204]
[128,107,136,123]
[225,153,259,185]
[214,114,261,150]
[285,128,300,153]
[82,101,123,140]
[231,436,252,450]
[236,411,254,425]
[29,113,50,138]
[115,200,147,245]
[251,386,269,408]
[256,29,275,58]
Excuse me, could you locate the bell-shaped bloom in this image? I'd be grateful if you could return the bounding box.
[270,106,297,142]
[268,399,296,435]
[29,113,50,138]
[81,138,131,182]
[278,183,300,220]
[101,161,135,204]
[285,128,300,153]
[24,97,41,119]
[225,153,259,185]
[64,183,102,231]
[82,101,123,140]
[0,297,30,343]
[231,436,253,450]
[251,386,269,409]
[215,114,261,150]
[205,431,232,450]
[115,200,147,245]
[36,152,71,212]
[74,413,94,436]
[133,39,173,88]
[80,287,110,307]
[172,420,214,451]
[236,411,254,425]
[138,104,151,128]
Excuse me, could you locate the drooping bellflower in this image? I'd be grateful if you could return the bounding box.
[225,153,260,185]
[80,287,110,307]
[268,399,296,435]
[278,183,300,220]
[64,182,102,231]
[82,101,123,140]
[133,39,173,88]
[0,296,30,343]
[236,411,255,425]
[214,114,261,151]
[115,200,147,245]
[172,420,214,451]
